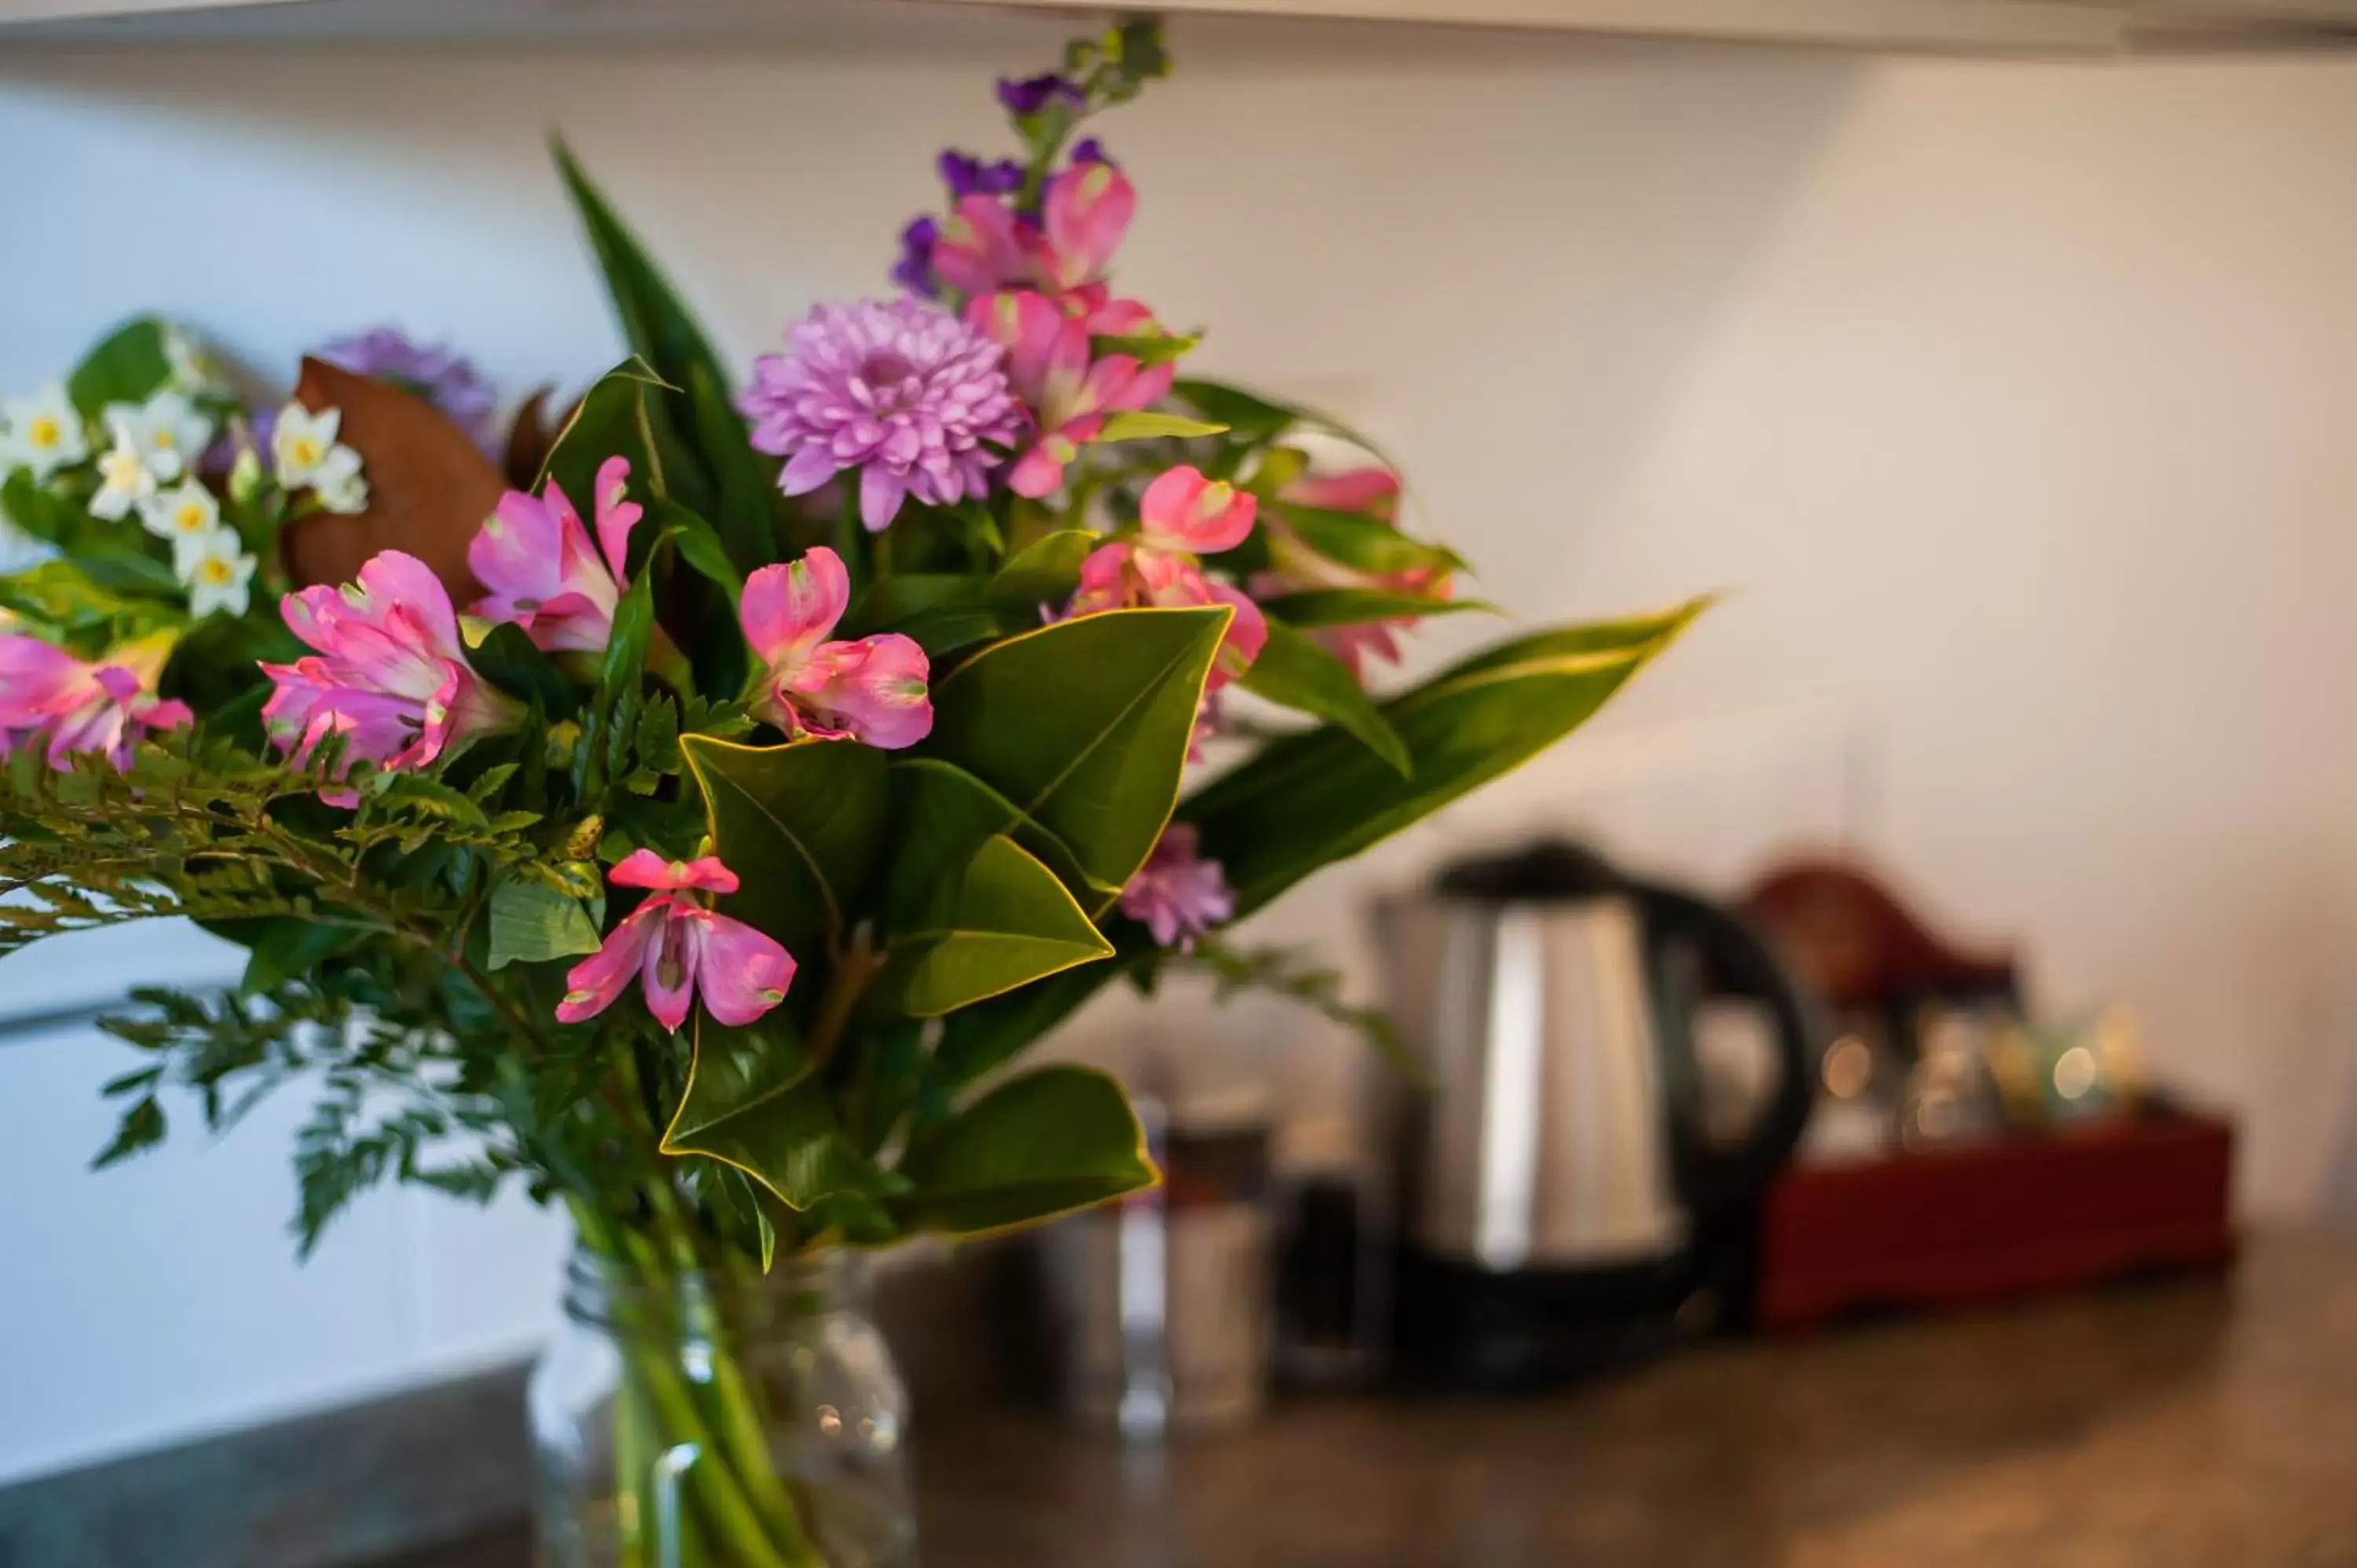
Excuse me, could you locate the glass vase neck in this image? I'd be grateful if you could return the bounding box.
[561,1245,865,1337]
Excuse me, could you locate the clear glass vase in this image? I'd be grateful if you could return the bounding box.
[529,1249,918,1568]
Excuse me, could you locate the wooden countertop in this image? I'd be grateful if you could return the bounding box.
[390,1231,2357,1568]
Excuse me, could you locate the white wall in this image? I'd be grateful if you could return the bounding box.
[8,19,2357,1478]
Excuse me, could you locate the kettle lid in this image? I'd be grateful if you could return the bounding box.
[1433,837,1625,902]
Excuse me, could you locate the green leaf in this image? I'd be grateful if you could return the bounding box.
[1093,331,1200,366]
[468,622,580,719]
[1266,499,1465,578]
[1259,588,1496,628]
[895,1065,1154,1236]
[884,756,1108,917]
[0,559,181,643]
[685,361,786,572]
[537,358,668,511]
[681,735,888,952]
[486,877,602,971]
[68,317,173,419]
[599,567,658,702]
[986,529,1098,612]
[92,1096,167,1171]
[874,835,1112,1017]
[1187,599,1710,916]
[1171,378,1296,444]
[235,917,365,994]
[662,1019,880,1210]
[553,140,734,416]
[1096,410,1228,444]
[1238,620,1410,775]
[646,497,743,599]
[1,473,95,551]
[925,606,1229,893]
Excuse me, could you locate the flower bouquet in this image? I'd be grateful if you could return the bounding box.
[0,20,1698,1567]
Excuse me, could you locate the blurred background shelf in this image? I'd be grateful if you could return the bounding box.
[4,0,2357,53]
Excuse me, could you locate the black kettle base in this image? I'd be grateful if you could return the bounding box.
[1388,1244,1694,1394]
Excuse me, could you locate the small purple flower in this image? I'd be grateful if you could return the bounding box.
[998,72,1085,118]
[317,326,497,452]
[1120,824,1233,951]
[939,150,1025,200]
[740,297,1024,533]
[1071,137,1114,167]
[892,215,942,297]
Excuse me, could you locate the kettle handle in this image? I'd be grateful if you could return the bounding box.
[1632,882,1819,1214]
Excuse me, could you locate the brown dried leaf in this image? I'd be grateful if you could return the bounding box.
[278,357,505,597]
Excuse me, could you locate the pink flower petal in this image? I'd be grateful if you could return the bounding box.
[786,633,933,750]
[592,456,643,582]
[690,910,797,1026]
[1138,465,1258,556]
[739,548,851,672]
[1041,163,1135,291]
[860,463,908,532]
[1285,466,1401,519]
[639,904,698,1033]
[557,899,665,1024]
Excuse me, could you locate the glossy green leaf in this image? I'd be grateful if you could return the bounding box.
[895,1065,1154,1236]
[68,317,173,419]
[662,1017,880,1210]
[599,568,658,703]
[1187,599,1710,916]
[1171,378,1296,444]
[1266,499,1466,578]
[1239,620,1410,776]
[1259,588,1496,628]
[234,917,365,995]
[537,359,667,511]
[1097,410,1227,444]
[987,529,1098,612]
[924,606,1229,893]
[929,601,1708,1083]
[643,496,742,598]
[553,140,733,416]
[874,835,1112,1017]
[486,877,602,971]
[681,735,888,952]
[685,361,787,571]
[0,471,90,549]
[885,757,1109,918]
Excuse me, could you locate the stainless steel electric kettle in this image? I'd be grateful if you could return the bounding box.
[1374,840,1816,1390]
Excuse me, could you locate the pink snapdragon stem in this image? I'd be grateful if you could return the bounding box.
[556,852,796,1033]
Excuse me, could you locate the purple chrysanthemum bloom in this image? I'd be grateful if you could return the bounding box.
[1071,137,1114,167]
[317,326,497,451]
[741,297,1023,533]
[998,72,1085,117]
[892,215,942,297]
[939,150,1025,200]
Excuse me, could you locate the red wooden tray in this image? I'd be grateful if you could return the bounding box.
[1757,1105,2235,1332]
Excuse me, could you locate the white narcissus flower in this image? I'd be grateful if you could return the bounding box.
[273,402,370,513]
[103,389,213,484]
[183,527,256,617]
[163,325,227,396]
[90,425,158,521]
[0,383,90,483]
[142,479,223,574]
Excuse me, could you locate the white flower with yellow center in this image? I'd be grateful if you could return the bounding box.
[90,423,159,521]
[102,389,214,484]
[0,383,90,483]
[182,526,256,617]
[163,325,228,397]
[272,402,344,487]
[141,479,224,573]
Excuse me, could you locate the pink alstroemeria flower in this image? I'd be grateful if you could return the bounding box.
[469,456,643,654]
[0,635,192,771]
[971,290,1171,499]
[1255,465,1451,680]
[261,550,522,782]
[1120,824,1233,951]
[740,547,933,749]
[556,852,796,1033]
[1066,541,1266,692]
